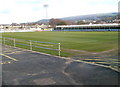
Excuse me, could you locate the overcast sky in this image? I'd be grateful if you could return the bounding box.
[0,0,119,24]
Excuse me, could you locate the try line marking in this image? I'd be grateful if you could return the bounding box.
[0,54,18,61]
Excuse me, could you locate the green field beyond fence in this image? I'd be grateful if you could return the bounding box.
[2,37,61,56]
[2,31,119,70]
[2,31,118,52]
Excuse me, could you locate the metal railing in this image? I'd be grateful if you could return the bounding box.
[2,37,61,56]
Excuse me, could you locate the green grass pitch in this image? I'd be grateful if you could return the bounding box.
[2,31,118,56]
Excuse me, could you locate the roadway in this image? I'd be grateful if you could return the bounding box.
[1,45,119,85]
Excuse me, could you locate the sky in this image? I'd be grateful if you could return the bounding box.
[0,0,119,24]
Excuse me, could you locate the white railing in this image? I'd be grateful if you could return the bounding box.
[2,37,61,56]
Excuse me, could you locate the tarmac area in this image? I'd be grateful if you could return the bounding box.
[1,45,120,85]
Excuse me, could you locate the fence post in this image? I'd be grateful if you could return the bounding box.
[14,38,16,48]
[30,40,32,50]
[58,43,61,57]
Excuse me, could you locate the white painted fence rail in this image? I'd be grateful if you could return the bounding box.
[2,37,61,56]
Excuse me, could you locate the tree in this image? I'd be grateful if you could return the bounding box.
[77,21,86,25]
[57,21,67,25]
[49,18,57,28]
[49,18,67,28]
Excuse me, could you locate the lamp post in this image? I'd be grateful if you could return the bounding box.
[43,4,49,30]
[43,4,48,19]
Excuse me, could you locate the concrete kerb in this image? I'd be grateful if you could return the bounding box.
[3,45,120,72]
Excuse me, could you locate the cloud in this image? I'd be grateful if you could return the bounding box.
[0,9,10,14]
[0,0,119,24]
[16,0,43,4]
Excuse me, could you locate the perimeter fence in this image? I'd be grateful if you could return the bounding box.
[2,37,61,56]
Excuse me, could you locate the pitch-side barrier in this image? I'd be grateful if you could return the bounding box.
[2,37,61,56]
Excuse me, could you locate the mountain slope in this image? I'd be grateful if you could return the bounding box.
[36,12,118,23]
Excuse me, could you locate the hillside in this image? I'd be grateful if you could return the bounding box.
[36,12,118,23]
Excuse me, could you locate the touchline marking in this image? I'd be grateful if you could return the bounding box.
[3,49,17,52]
[1,54,18,61]
[0,61,11,64]
[4,51,24,54]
